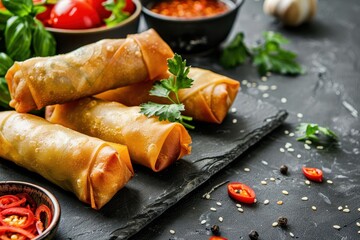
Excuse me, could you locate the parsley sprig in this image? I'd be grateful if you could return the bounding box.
[296,123,338,143]
[220,31,304,76]
[140,54,194,129]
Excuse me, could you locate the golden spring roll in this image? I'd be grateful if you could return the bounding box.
[5,29,174,113]
[96,67,240,124]
[0,111,134,210]
[46,98,192,172]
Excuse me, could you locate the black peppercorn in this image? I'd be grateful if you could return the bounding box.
[277,216,288,227]
[248,230,259,240]
[280,165,288,175]
[211,224,220,235]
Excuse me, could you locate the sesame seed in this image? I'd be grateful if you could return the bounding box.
[244,168,250,172]
[289,132,295,137]
[356,222,360,227]
[301,197,308,201]
[169,229,175,234]
[281,97,287,103]
[284,130,290,135]
[282,190,289,195]
[216,202,222,206]
[327,180,333,184]
[333,225,341,230]
[218,217,224,222]
[242,79,248,85]
[272,222,279,227]
[262,93,269,98]
[338,206,343,211]
[343,208,350,213]
[232,118,238,124]
[236,203,242,208]
[205,194,211,199]
[261,180,267,185]
[258,85,269,91]
[285,142,292,148]
[246,83,252,88]
[231,107,237,113]
[267,72,272,77]
[270,177,276,181]
[289,232,295,238]
[280,148,285,153]
[317,146,324,150]
[261,160,269,165]
[304,144,311,150]
[305,180,311,185]
[305,140,312,145]
[287,148,295,152]
[210,207,217,212]
[200,220,206,225]
[254,198,257,203]
[252,83,257,87]
[277,201,283,205]
[312,206,317,211]
[261,76,268,81]
[297,113,303,118]
[238,207,244,213]
[358,230,360,234]
[270,85,277,90]
[297,154,302,158]
[358,208,360,212]
[264,199,270,205]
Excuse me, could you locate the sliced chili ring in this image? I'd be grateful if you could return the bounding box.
[227,182,256,204]
[16,193,37,213]
[302,167,323,182]
[35,204,52,232]
[0,195,26,210]
[0,207,35,229]
[0,225,36,239]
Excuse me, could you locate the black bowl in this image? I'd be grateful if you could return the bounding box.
[141,0,244,54]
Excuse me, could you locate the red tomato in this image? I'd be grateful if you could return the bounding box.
[302,167,323,182]
[227,182,256,204]
[123,0,135,14]
[35,4,54,26]
[49,0,101,29]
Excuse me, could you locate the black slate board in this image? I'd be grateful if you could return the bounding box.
[0,92,287,240]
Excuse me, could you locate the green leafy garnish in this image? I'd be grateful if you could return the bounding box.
[104,0,131,27]
[296,123,338,143]
[0,0,56,110]
[220,31,304,76]
[140,54,194,129]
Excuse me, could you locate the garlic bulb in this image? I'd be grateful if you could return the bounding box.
[263,0,317,26]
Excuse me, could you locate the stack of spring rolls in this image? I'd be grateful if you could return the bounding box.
[1,29,240,209]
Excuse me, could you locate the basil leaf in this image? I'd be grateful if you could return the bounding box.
[0,52,13,76]
[2,0,33,17]
[32,19,56,57]
[5,16,32,61]
[0,10,13,32]
[0,77,11,110]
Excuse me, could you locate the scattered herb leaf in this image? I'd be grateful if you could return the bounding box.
[220,31,304,76]
[140,54,194,129]
[296,123,338,143]
[104,0,130,27]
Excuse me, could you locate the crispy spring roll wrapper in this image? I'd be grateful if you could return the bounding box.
[0,111,134,210]
[46,98,192,172]
[96,67,240,124]
[5,28,174,113]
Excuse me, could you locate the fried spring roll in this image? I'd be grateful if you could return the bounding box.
[0,111,134,210]
[5,29,174,113]
[96,67,240,124]
[46,98,192,172]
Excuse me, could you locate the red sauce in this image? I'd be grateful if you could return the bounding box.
[150,0,230,18]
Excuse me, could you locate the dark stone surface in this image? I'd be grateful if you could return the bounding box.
[129,0,360,240]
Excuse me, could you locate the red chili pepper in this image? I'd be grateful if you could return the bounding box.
[209,236,228,240]
[227,182,256,204]
[302,167,323,182]
[35,204,52,232]
[0,225,36,239]
[0,195,26,210]
[16,193,37,213]
[0,207,36,229]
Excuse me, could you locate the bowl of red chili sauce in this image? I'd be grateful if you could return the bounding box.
[0,181,60,240]
[141,0,244,53]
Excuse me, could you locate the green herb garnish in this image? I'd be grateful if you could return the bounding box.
[0,0,56,110]
[104,0,131,27]
[296,123,338,143]
[140,54,194,129]
[220,31,304,76]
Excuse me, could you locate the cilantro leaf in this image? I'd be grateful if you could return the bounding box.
[296,123,338,143]
[220,32,251,69]
[220,31,304,76]
[140,54,194,129]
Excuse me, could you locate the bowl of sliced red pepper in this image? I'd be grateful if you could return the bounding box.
[34,0,142,53]
[0,181,60,240]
